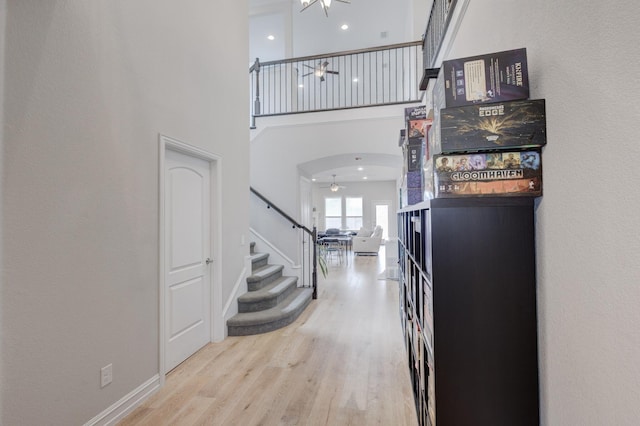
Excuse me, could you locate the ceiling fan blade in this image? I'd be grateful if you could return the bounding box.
[335,0,350,3]
[300,0,319,12]
[302,72,314,77]
[320,75,325,82]
[326,70,339,75]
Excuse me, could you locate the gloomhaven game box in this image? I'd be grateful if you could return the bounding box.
[434,150,542,198]
[440,99,546,153]
[443,48,529,108]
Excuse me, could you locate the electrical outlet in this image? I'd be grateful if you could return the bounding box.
[101,364,113,388]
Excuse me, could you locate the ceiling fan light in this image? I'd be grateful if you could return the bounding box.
[301,0,310,6]
[330,183,339,192]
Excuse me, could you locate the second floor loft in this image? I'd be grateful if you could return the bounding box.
[249,0,461,125]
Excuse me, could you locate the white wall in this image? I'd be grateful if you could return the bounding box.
[409,0,430,42]
[1,1,249,424]
[0,0,5,421]
[445,1,640,424]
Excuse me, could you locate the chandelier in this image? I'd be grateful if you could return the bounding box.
[300,0,351,17]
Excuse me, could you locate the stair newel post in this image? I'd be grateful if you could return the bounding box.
[249,57,261,128]
[312,226,318,299]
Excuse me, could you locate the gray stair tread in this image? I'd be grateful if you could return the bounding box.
[228,288,313,327]
[238,276,297,303]
[250,252,268,263]
[247,264,284,282]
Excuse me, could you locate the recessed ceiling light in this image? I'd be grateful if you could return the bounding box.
[298,84,304,88]
[363,176,368,180]
[357,167,363,171]
[341,24,349,30]
[353,77,358,83]
[312,178,316,181]
[267,35,275,41]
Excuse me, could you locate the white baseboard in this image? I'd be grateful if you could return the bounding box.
[249,228,299,268]
[223,262,249,320]
[84,374,160,426]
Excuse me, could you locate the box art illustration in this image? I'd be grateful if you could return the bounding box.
[405,104,427,123]
[440,99,546,153]
[405,105,430,149]
[443,48,529,108]
[434,150,542,198]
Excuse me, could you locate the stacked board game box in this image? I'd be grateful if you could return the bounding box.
[443,48,529,108]
[403,105,431,204]
[430,47,545,198]
[434,150,542,198]
[440,99,546,153]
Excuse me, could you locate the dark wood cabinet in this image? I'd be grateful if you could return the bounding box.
[398,197,539,426]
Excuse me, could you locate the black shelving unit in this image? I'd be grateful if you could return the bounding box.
[398,197,539,426]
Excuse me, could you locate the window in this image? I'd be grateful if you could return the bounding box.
[324,197,342,229]
[324,196,363,230]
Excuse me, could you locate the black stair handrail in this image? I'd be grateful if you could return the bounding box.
[250,187,318,299]
[251,187,314,234]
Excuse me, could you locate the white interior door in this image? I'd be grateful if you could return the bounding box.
[165,149,211,372]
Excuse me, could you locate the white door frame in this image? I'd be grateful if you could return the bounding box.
[299,176,313,230]
[299,176,313,273]
[158,134,223,384]
[372,200,392,240]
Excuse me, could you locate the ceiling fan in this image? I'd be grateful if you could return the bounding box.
[321,174,347,192]
[299,61,339,82]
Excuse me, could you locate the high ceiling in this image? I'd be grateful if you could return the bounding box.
[250,0,425,63]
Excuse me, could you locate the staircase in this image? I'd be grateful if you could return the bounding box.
[227,242,314,336]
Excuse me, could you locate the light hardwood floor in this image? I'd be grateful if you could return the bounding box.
[119,248,418,426]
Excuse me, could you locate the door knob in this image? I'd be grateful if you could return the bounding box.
[206,258,213,265]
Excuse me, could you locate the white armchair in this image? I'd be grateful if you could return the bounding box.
[352,225,383,255]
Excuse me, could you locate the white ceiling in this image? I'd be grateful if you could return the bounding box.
[299,153,403,183]
[250,0,421,63]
